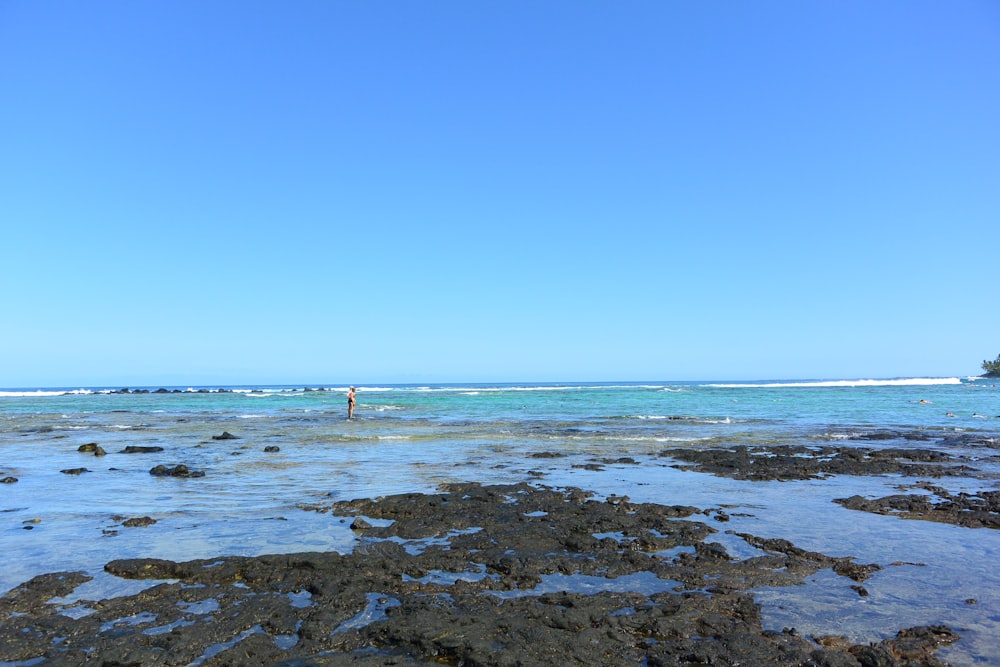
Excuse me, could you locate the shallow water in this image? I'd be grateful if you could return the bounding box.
[2,380,999,664]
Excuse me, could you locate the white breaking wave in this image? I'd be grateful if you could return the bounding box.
[706,378,963,389]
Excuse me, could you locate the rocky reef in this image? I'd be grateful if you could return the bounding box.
[0,483,958,666]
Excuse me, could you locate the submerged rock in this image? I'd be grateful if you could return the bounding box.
[211,431,239,440]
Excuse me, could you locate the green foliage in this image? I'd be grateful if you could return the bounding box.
[983,354,1000,376]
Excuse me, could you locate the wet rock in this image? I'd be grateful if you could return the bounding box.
[602,456,639,464]
[122,517,157,528]
[264,445,280,452]
[0,484,960,667]
[149,464,205,478]
[832,560,883,582]
[660,444,976,481]
[104,558,191,580]
[878,625,960,663]
[212,431,239,440]
[836,486,1000,529]
[60,467,89,475]
[121,445,164,454]
[350,517,372,530]
[0,571,92,614]
[1,476,17,484]
[77,442,106,455]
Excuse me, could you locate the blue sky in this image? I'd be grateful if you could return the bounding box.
[2,2,998,386]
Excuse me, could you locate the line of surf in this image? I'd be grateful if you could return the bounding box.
[0,378,976,397]
[704,378,964,388]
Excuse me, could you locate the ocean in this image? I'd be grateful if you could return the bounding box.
[2,378,999,664]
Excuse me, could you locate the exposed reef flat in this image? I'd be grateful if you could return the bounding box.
[0,483,957,666]
[658,439,995,482]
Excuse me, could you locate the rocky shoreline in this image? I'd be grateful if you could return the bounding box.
[0,481,963,666]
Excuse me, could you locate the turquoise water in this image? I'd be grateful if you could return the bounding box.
[2,378,1000,664]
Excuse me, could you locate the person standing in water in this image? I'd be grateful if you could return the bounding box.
[347,386,356,420]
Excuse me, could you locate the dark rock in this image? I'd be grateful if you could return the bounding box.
[212,431,239,440]
[0,571,92,614]
[149,464,205,478]
[104,558,191,580]
[1,476,18,484]
[60,468,89,475]
[602,456,639,464]
[832,560,882,582]
[835,486,1000,529]
[121,446,164,454]
[0,484,961,667]
[350,517,372,530]
[264,445,280,452]
[660,443,976,481]
[122,517,157,528]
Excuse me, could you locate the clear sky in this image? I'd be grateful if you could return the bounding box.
[2,2,998,386]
